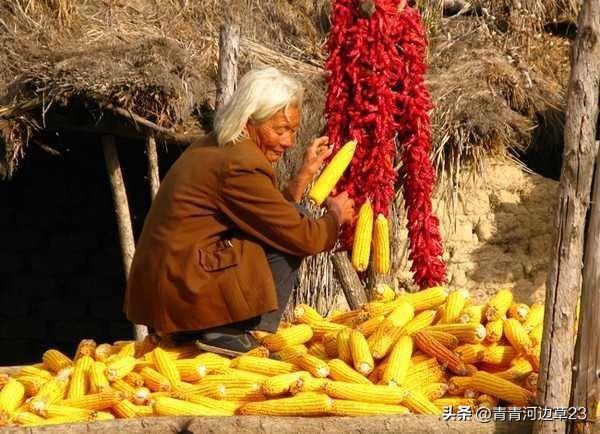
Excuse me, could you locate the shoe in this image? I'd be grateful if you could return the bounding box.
[194,330,260,357]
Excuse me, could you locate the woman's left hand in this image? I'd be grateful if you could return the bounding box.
[301,136,333,178]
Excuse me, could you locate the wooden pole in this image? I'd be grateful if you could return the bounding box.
[102,135,146,341]
[534,1,600,432]
[146,135,160,198]
[570,147,600,434]
[331,252,368,310]
[215,24,240,113]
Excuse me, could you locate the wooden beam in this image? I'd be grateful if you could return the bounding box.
[146,135,160,199]
[216,24,240,112]
[331,252,368,310]
[102,135,147,341]
[534,1,600,432]
[570,147,600,433]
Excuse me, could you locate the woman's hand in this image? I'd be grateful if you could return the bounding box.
[301,136,333,178]
[326,191,355,226]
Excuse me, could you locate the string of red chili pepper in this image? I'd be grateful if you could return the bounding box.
[324,0,446,288]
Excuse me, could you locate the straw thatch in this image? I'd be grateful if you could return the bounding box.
[0,0,574,314]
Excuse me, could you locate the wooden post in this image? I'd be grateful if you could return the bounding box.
[570,147,600,434]
[102,135,146,341]
[331,252,368,310]
[146,135,160,198]
[534,1,600,433]
[215,24,240,113]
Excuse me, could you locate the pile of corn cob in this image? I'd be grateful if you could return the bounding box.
[0,286,544,426]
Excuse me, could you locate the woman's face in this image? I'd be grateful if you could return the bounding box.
[245,105,300,163]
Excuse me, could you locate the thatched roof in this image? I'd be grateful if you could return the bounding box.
[0,0,574,184]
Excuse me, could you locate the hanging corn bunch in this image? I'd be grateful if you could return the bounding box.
[324,0,446,287]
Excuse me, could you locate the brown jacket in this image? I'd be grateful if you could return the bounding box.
[124,134,339,334]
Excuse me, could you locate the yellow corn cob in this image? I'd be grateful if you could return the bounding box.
[422,331,460,349]
[73,339,97,361]
[485,289,514,321]
[504,318,533,353]
[373,283,395,302]
[367,362,386,384]
[336,328,353,364]
[28,378,68,415]
[13,411,46,426]
[231,355,296,376]
[112,399,137,419]
[261,324,313,352]
[42,404,95,420]
[294,354,331,378]
[329,310,367,326]
[368,303,418,359]
[477,393,500,408]
[238,393,333,416]
[123,371,145,388]
[220,384,265,402]
[173,359,207,382]
[183,394,239,415]
[459,305,485,324]
[328,359,372,384]
[277,344,308,362]
[381,335,413,386]
[454,343,486,364]
[244,346,269,358]
[17,375,46,397]
[362,300,397,318]
[132,387,151,405]
[324,381,409,405]
[66,356,92,400]
[439,289,469,324]
[351,199,374,272]
[508,303,530,322]
[139,367,171,392]
[404,389,441,415]
[308,139,357,206]
[0,379,25,419]
[194,352,231,371]
[57,391,122,410]
[422,323,487,343]
[355,315,385,338]
[410,353,430,365]
[55,367,73,381]
[307,342,329,360]
[349,330,374,375]
[433,397,477,411]
[94,343,114,362]
[293,304,325,324]
[482,344,518,365]
[419,382,449,401]
[262,372,309,396]
[322,333,339,358]
[330,399,410,416]
[198,375,262,391]
[153,396,230,416]
[368,327,406,361]
[310,321,347,337]
[403,286,450,311]
[211,368,269,382]
[42,349,73,373]
[495,358,533,382]
[529,323,544,346]
[447,376,474,395]
[16,366,53,381]
[290,377,330,394]
[111,378,136,397]
[523,303,545,332]
[373,214,391,274]
[413,331,468,376]
[93,410,115,421]
[88,361,110,393]
[152,348,181,386]
[400,309,437,336]
[485,319,504,343]
[106,355,136,382]
[160,344,200,360]
[470,371,533,406]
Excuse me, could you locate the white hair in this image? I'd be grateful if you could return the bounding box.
[213,67,304,146]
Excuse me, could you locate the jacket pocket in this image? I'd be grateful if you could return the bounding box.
[198,240,239,271]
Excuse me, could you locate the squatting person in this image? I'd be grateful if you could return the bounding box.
[124,67,355,353]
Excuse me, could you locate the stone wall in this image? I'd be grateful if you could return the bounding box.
[394,162,558,304]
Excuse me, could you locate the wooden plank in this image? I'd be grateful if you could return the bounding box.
[331,251,368,310]
[570,146,600,434]
[216,24,240,112]
[534,1,600,433]
[146,135,160,199]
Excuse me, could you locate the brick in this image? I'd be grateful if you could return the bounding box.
[51,320,103,343]
[90,297,127,321]
[31,299,87,320]
[0,318,47,340]
[0,252,25,273]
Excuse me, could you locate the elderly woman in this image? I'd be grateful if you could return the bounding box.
[124,67,355,353]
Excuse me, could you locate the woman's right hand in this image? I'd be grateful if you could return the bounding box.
[326,191,355,226]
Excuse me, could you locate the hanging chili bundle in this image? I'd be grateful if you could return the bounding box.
[324,0,446,288]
